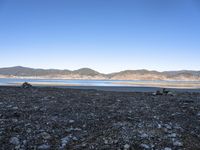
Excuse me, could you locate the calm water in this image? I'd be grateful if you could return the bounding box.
[0,78,200,88]
[0,78,131,86]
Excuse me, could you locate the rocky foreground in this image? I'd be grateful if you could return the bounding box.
[0,87,200,150]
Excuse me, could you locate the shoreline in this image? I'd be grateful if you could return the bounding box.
[112,81,200,89]
[0,85,200,93]
[1,76,200,82]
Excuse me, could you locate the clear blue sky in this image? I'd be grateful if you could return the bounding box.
[0,0,200,73]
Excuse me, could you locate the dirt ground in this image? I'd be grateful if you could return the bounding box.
[0,86,200,150]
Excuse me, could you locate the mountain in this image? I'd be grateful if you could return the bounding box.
[0,66,71,77]
[0,66,200,81]
[109,70,165,80]
[0,66,105,79]
[110,70,200,81]
[73,68,102,76]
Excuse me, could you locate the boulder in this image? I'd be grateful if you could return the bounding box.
[153,88,175,96]
[22,82,32,88]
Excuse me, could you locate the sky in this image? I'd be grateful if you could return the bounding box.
[0,0,200,73]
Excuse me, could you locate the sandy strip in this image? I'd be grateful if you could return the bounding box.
[113,81,200,89]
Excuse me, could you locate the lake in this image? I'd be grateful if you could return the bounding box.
[0,78,200,89]
[0,78,132,86]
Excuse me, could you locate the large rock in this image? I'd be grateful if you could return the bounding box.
[9,137,20,145]
[153,88,175,96]
[22,82,32,88]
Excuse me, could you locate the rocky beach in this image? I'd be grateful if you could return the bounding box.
[0,86,200,150]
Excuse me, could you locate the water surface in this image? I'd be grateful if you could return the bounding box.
[0,78,200,89]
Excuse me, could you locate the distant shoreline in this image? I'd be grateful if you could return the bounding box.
[0,77,200,82]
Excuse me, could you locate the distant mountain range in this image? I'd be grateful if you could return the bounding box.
[0,66,200,81]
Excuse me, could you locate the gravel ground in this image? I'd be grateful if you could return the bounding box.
[0,86,200,150]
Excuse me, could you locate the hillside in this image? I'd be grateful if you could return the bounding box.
[0,66,200,81]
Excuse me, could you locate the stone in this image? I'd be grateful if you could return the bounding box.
[12,119,18,123]
[9,137,20,145]
[26,128,32,133]
[81,143,87,147]
[7,105,13,108]
[104,139,108,144]
[66,127,82,132]
[153,89,174,96]
[168,133,176,138]
[22,140,27,145]
[164,148,172,150]
[12,106,19,110]
[173,141,183,147]
[38,144,50,149]
[140,133,149,138]
[60,136,71,148]
[72,136,78,141]
[157,124,162,128]
[124,144,130,150]
[69,120,75,123]
[140,144,150,149]
[40,132,51,140]
[165,124,172,130]
[22,82,32,89]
